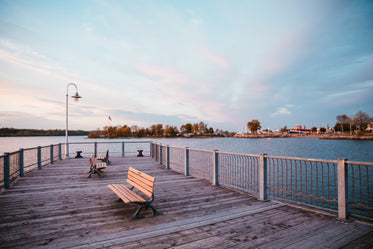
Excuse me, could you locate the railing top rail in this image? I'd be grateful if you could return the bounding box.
[347,161,373,166]
[153,141,373,165]
[217,151,260,158]
[265,155,337,164]
[68,141,152,145]
[2,150,22,156]
[187,148,213,153]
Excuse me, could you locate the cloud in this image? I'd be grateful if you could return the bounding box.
[0,40,77,82]
[200,48,229,69]
[271,105,294,117]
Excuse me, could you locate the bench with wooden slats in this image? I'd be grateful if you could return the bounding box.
[96,149,111,164]
[87,155,107,178]
[108,167,162,219]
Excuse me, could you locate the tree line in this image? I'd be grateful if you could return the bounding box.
[246,110,372,134]
[333,110,372,133]
[0,128,90,137]
[87,121,231,138]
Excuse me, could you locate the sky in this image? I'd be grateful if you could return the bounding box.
[0,0,372,132]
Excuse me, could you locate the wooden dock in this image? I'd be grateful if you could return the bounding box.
[0,156,372,248]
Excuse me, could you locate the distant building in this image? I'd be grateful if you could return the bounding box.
[289,125,312,135]
[367,123,373,132]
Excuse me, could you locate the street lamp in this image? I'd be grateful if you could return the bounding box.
[65,83,82,159]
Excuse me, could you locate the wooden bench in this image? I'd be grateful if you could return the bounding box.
[87,155,107,178]
[108,167,162,219]
[97,149,111,164]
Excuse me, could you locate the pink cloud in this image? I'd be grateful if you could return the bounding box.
[200,48,230,69]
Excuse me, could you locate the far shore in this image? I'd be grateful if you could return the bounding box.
[1,133,372,140]
[232,134,373,140]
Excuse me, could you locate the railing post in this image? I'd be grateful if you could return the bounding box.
[122,142,125,157]
[155,144,158,162]
[338,158,348,220]
[258,153,268,201]
[150,142,153,158]
[185,147,189,176]
[94,142,97,157]
[58,143,62,160]
[37,146,42,169]
[213,150,219,186]
[50,144,54,164]
[166,145,170,170]
[4,153,10,189]
[19,149,24,177]
[159,144,163,165]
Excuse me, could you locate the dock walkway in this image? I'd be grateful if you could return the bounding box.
[0,156,372,248]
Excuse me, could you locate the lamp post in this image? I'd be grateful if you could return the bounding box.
[65,83,82,159]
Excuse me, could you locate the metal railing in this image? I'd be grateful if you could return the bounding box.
[1,141,151,189]
[151,142,373,222]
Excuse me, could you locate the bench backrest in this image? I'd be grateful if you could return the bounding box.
[89,155,95,168]
[127,167,155,198]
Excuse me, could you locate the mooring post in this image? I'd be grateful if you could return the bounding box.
[259,153,268,201]
[19,149,24,177]
[213,150,219,186]
[185,147,190,176]
[338,158,348,220]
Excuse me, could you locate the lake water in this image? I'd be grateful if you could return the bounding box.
[1,136,372,162]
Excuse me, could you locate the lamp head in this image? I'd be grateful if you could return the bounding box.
[72,92,82,102]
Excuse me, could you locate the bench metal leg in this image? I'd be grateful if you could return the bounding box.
[130,202,163,219]
[87,169,103,178]
[149,204,163,216]
[131,206,144,219]
[96,170,103,178]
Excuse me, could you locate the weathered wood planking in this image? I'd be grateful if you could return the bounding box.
[0,156,372,248]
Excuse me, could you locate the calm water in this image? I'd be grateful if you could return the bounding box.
[1,136,372,162]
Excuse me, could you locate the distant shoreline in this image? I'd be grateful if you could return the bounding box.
[1,132,372,140]
[233,134,373,140]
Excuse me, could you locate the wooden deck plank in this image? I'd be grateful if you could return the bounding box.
[0,156,372,249]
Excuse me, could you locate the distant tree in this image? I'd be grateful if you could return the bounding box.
[198,121,208,134]
[136,128,146,137]
[280,126,289,133]
[353,110,371,131]
[87,129,102,138]
[319,127,326,133]
[150,124,157,136]
[192,123,199,135]
[247,120,261,134]
[104,126,118,138]
[335,114,352,133]
[336,114,350,124]
[118,125,131,137]
[311,127,317,133]
[180,123,192,135]
[131,125,139,136]
[164,125,179,137]
[155,124,164,136]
